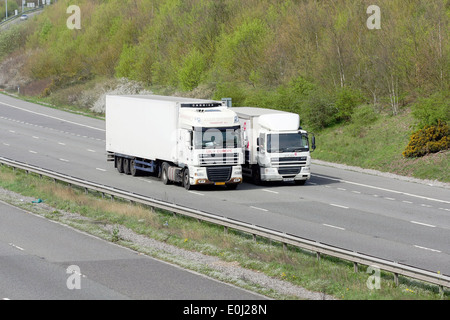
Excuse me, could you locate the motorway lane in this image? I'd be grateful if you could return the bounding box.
[1,94,449,276]
[0,200,265,300]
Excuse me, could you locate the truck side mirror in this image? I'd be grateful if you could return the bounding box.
[311,135,316,151]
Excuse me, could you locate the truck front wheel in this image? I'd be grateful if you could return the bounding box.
[183,168,192,190]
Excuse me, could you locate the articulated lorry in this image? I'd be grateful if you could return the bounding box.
[232,107,315,185]
[106,95,244,190]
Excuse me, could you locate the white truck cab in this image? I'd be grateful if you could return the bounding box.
[233,107,315,185]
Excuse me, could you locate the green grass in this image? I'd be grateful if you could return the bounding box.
[0,165,447,300]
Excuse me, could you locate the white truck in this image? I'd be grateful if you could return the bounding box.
[106,95,244,190]
[232,107,315,185]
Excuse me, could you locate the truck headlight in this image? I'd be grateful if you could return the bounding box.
[194,168,206,177]
[264,168,277,174]
[302,166,310,173]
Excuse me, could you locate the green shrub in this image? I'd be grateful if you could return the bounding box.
[178,48,206,91]
[347,105,379,137]
[301,89,337,131]
[334,87,363,122]
[411,91,450,128]
[0,24,27,59]
[403,120,450,157]
[115,44,137,79]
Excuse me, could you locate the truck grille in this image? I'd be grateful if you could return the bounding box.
[278,167,302,175]
[271,157,307,167]
[199,153,239,165]
[206,166,232,182]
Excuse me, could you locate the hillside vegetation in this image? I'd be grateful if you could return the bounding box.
[0,0,449,181]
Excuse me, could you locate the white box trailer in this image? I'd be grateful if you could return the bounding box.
[106,95,244,190]
[232,107,315,185]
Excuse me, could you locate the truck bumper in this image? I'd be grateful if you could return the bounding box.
[191,165,242,186]
[260,166,311,182]
[193,177,242,186]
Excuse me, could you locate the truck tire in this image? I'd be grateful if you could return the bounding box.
[183,168,192,190]
[226,183,238,190]
[161,163,170,185]
[116,156,124,174]
[295,179,306,185]
[123,158,131,175]
[130,159,139,176]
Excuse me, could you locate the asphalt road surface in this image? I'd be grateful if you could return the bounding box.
[0,93,449,278]
[0,200,266,300]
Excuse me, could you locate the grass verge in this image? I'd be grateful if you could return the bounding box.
[0,164,447,300]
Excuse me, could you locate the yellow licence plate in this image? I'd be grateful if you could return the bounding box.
[215,182,226,185]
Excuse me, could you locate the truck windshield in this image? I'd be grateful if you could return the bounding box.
[267,133,309,153]
[194,126,241,149]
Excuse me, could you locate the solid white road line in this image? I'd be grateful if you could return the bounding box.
[0,102,105,132]
[9,243,24,251]
[414,245,441,253]
[250,206,269,212]
[323,224,345,231]
[188,191,204,196]
[330,203,349,209]
[313,173,450,204]
[410,221,436,228]
[262,189,279,194]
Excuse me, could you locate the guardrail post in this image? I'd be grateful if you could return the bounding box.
[353,262,358,273]
[316,252,321,262]
[394,273,399,286]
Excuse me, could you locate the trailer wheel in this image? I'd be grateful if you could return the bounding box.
[116,156,124,174]
[183,168,192,190]
[123,158,131,175]
[161,163,170,185]
[130,159,139,176]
